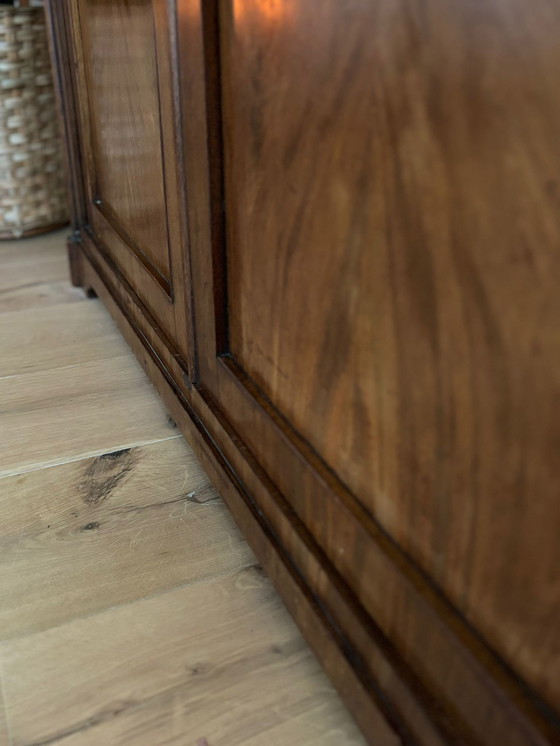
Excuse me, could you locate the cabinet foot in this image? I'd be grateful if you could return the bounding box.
[67,232,97,297]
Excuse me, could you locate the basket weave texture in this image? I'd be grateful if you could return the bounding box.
[0,6,68,238]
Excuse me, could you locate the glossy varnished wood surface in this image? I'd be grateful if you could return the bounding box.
[0,232,363,745]
[66,0,195,369]
[221,0,377,510]
[218,0,560,712]
[77,0,171,282]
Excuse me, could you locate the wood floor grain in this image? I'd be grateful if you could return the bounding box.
[0,301,129,377]
[0,356,179,477]
[0,437,255,639]
[0,230,69,265]
[0,567,365,746]
[0,267,84,315]
[0,230,82,314]
[0,683,9,746]
[0,231,363,745]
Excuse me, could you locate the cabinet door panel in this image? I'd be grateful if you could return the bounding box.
[71,0,191,364]
[186,0,560,727]
[224,0,375,518]
[79,0,171,284]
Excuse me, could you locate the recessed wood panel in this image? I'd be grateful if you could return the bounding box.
[220,0,560,709]
[222,0,376,509]
[78,0,171,283]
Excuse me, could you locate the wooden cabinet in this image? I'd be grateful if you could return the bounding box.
[47,2,560,744]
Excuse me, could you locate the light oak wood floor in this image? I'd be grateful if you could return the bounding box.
[0,231,365,746]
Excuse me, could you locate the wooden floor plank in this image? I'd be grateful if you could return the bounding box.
[0,683,9,746]
[0,301,129,377]
[0,567,365,746]
[0,251,68,282]
[0,230,68,265]
[0,355,179,477]
[0,437,254,639]
[0,275,84,315]
[56,655,362,746]
[0,231,82,314]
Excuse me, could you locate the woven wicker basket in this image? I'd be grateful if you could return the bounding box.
[0,5,68,238]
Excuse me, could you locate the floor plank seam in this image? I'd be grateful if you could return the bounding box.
[0,435,183,480]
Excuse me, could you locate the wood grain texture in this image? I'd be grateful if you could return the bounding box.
[0,355,178,477]
[0,566,368,746]
[0,437,254,639]
[77,0,171,282]
[0,685,9,746]
[220,0,377,508]
[0,259,81,315]
[0,301,129,377]
[67,0,195,371]
[0,229,69,264]
[88,225,553,745]
[56,677,362,746]
[0,230,82,314]
[0,278,83,315]
[47,0,560,743]
[0,229,362,746]
[77,245,401,744]
[216,0,560,712]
